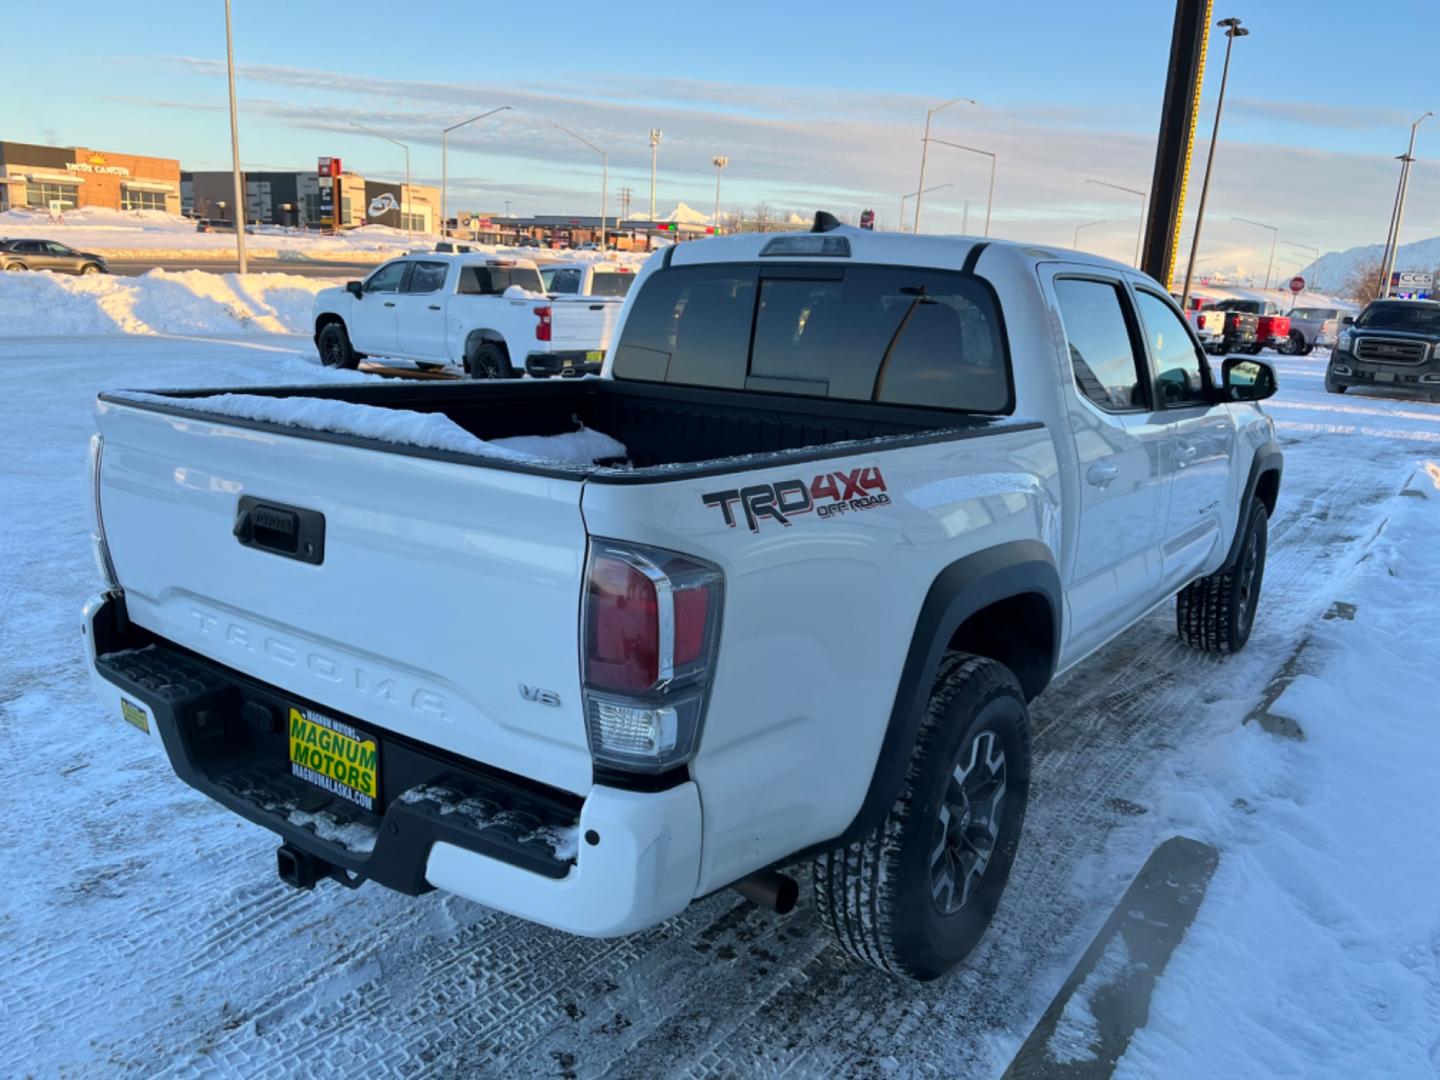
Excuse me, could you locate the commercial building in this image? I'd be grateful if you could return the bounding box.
[0,141,181,214]
[184,170,439,234]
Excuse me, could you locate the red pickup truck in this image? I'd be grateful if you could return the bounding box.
[1208,299,1291,355]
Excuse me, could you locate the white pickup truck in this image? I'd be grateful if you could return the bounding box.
[540,261,637,299]
[312,253,621,378]
[84,217,1282,981]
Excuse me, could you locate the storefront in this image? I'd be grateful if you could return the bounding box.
[0,141,181,215]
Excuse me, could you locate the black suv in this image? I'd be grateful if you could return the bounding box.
[0,238,109,275]
[1327,299,1440,399]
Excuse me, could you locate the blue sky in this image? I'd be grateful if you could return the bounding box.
[5,0,1438,278]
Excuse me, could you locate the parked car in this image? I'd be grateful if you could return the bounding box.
[310,254,621,378]
[1197,303,1259,353]
[1326,298,1440,397]
[0,238,108,275]
[194,219,256,235]
[1207,299,1291,353]
[540,261,637,299]
[1279,306,1346,355]
[515,236,541,249]
[83,217,1282,982]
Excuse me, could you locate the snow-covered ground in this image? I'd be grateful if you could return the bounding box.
[2,333,1438,1076]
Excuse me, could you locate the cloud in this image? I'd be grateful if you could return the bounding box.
[1229,98,1419,133]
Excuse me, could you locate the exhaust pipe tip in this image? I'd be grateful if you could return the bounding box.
[732,870,799,915]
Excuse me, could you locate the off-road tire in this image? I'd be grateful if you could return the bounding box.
[813,653,1031,982]
[1177,500,1268,653]
[317,322,357,369]
[467,341,512,380]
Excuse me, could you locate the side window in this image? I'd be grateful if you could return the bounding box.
[1134,290,1209,407]
[47,242,72,255]
[364,261,409,293]
[1054,278,1148,411]
[457,266,493,295]
[611,266,758,388]
[405,261,449,294]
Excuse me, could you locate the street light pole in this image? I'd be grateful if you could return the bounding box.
[1232,216,1279,290]
[649,129,663,220]
[913,96,977,234]
[223,0,247,273]
[350,121,412,237]
[899,182,954,232]
[1379,111,1433,298]
[1180,16,1248,312]
[1074,219,1108,251]
[553,123,608,248]
[712,155,729,228]
[926,138,996,237]
[441,105,510,240]
[1086,179,1148,267]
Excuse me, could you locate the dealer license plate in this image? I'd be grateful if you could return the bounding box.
[1375,371,1395,383]
[287,706,379,812]
[585,350,604,364]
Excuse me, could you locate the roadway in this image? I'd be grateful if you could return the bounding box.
[105,256,382,278]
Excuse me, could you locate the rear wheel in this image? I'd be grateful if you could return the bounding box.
[813,653,1031,981]
[317,322,357,369]
[1177,500,1268,653]
[1280,330,1303,355]
[467,341,512,380]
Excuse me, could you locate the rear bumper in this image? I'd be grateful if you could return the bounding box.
[83,591,702,937]
[525,350,604,378]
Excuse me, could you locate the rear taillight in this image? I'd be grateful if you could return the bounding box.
[1195,314,1208,330]
[582,540,723,772]
[534,305,552,341]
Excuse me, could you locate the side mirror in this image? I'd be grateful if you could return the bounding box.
[345,280,363,299]
[1222,357,1277,402]
[1342,315,1355,326]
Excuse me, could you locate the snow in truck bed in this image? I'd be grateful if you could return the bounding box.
[109,390,628,466]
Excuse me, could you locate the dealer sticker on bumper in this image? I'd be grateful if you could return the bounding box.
[120,697,149,734]
[288,707,378,812]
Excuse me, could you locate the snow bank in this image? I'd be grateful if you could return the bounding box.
[0,268,331,336]
[113,390,627,466]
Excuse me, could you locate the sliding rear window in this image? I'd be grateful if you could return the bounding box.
[611,263,1010,412]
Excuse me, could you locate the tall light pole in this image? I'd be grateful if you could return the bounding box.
[351,121,412,237]
[649,129,663,220]
[925,138,996,236]
[223,0,247,273]
[441,105,510,240]
[913,96,977,233]
[1086,179,1148,267]
[1379,111,1433,298]
[899,182,953,233]
[1232,216,1279,290]
[1180,16,1248,312]
[554,123,608,248]
[1074,219,1108,251]
[712,155,729,228]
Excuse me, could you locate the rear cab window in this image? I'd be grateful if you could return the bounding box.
[590,271,634,298]
[457,264,545,295]
[611,262,1011,412]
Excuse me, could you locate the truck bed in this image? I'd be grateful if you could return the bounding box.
[100,378,1034,483]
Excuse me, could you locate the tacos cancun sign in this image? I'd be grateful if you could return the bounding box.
[66,161,130,177]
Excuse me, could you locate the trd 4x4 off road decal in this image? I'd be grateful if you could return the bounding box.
[703,466,891,532]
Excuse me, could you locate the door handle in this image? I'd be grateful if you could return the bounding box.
[1086,461,1120,488]
[428,304,441,311]
[1177,443,1198,468]
[383,301,396,308]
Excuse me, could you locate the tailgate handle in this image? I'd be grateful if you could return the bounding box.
[234,496,325,565]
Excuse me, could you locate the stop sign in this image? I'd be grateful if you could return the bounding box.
[1289,275,1305,294]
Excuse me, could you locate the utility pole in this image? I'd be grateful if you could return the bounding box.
[223,0,247,273]
[618,186,633,221]
[1379,111,1433,298]
[441,106,510,242]
[1179,16,1248,312]
[553,123,607,248]
[712,155,729,226]
[1086,178,1148,267]
[648,128,663,220]
[913,96,977,234]
[1232,216,1279,290]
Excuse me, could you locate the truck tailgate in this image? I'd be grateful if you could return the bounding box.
[551,297,622,349]
[94,399,594,795]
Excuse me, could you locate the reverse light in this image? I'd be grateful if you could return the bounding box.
[582,540,723,772]
[534,306,552,341]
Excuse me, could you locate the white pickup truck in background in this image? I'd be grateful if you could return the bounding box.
[312,254,621,378]
[540,261,638,300]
